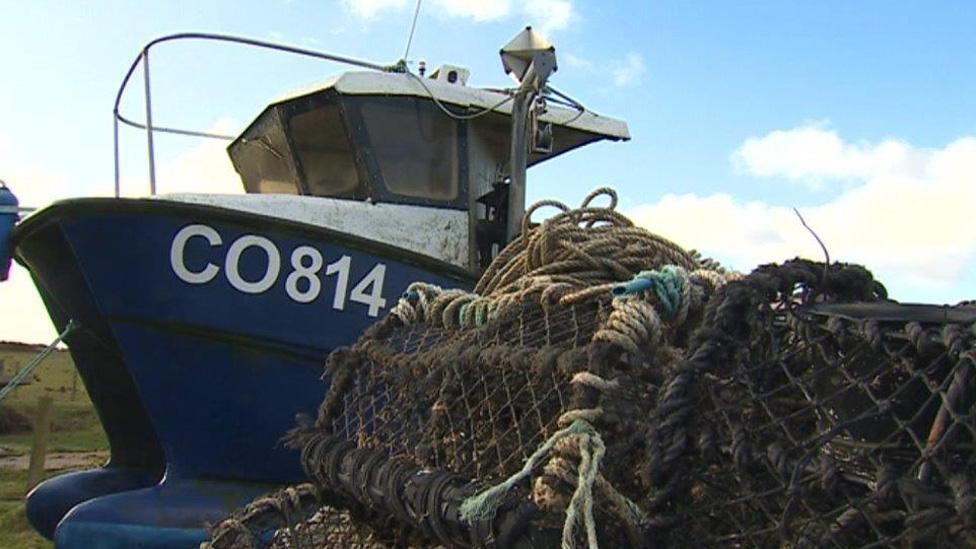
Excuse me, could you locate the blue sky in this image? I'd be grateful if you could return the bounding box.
[1,0,974,342]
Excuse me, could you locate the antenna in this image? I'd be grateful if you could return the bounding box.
[402,0,423,61]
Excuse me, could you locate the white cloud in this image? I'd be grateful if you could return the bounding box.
[611,52,645,87]
[431,0,512,21]
[154,120,243,196]
[340,0,576,31]
[0,265,57,344]
[0,134,97,209]
[341,0,408,18]
[342,0,513,21]
[112,119,242,198]
[562,51,651,91]
[0,135,84,343]
[628,132,976,299]
[563,51,594,71]
[522,0,574,34]
[732,123,925,186]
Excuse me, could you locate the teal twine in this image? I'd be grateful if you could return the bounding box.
[459,301,492,327]
[634,265,687,318]
[476,301,499,326]
[459,419,600,526]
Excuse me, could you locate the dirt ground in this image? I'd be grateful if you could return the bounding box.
[0,451,107,471]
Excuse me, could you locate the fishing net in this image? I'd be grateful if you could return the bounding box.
[204,188,976,548]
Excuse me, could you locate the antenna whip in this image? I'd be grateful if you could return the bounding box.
[402,0,423,61]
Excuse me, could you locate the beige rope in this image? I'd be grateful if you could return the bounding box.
[394,187,723,330]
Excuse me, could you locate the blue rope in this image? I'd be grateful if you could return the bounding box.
[611,265,687,317]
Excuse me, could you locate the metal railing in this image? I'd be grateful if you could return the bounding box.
[112,32,399,198]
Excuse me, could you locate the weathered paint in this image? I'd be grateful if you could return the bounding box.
[158,194,470,268]
[15,198,474,546]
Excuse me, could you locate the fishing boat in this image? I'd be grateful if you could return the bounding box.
[5,29,629,547]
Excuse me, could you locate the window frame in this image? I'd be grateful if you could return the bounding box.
[256,90,471,210]
[229,107,304,195]
[279,90,373,201]
[342,95,469,210]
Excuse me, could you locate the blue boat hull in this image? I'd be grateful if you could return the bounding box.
[12,198,473,546]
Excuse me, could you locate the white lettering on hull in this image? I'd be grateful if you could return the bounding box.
[169,224,389,317]
[170,224,222,284]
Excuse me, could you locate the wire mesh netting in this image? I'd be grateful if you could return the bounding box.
[204,190,976,549]
[645,271,976,547]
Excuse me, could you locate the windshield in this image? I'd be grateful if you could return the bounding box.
[355,96,459,203]
[233,92,464,205]
[229,111,300,194]
[288,102,365,199]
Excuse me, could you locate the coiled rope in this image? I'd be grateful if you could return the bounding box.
[393,188,714,329]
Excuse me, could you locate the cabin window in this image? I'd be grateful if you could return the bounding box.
[358,97,459,202]
[231,115,300,194]
[289,103,364,198]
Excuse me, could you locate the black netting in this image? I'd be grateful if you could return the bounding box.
[270,506,390,548]
[646,264,976,547]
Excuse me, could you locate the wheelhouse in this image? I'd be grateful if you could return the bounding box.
[230,90,465,208]
[228,69,630,270]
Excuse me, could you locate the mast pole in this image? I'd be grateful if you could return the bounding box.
[506,88,534,241]
[499,27,557,242]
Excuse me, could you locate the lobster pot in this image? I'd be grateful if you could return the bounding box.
[657,294,976,547]
[206,192,976,548]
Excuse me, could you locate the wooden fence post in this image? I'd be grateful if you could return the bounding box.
[26,395,53,492]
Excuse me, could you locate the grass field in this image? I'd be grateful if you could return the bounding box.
[0,343,108,548]
[0,469,57,549]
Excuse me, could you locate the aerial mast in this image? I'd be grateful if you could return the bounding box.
[500,27,557,241]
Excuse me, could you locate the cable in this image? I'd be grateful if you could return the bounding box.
[403,0,423,61]
[544,84,587,125]
[408,72,515,121]
[562,106,586,126]
[544,84,585,111]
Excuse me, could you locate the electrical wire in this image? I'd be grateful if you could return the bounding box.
[408,72,515,121]
[562,106,587,126]
[410,73,588,126]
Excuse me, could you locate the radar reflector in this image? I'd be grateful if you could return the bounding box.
[500,26,557,89]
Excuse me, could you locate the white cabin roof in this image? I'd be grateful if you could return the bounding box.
[273,71,630,141]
